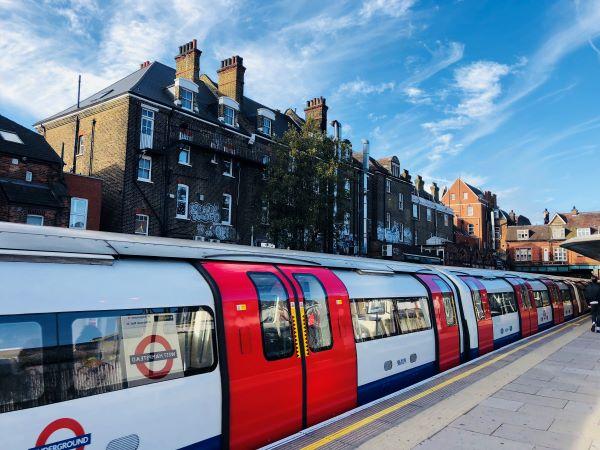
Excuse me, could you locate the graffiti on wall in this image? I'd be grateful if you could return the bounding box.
[189,201,238,241]
[376,221,403,244]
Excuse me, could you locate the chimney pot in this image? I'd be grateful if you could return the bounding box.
[175,39,202,83]
[217,54,246,104]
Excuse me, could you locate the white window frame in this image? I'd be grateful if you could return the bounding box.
[577,228,591,237]
[69,197,88,230]
[554,247,567,262]
[262,116,272,136]
[137,155,152,182]
[412,203,419,219]
[467,205,474,217]
[515,248,532,262]
[222,193,232,225]
[25,171,32,182]
[386,179,391,193]
[450,193,456,201]
[140,107,155,149]
[134,214,149,235]
[178,145,191,166]
[444,214,449,227]
[76,135,84,156]
[386,212,391,230]
[468,224,475,236]
[26,214,44,226]
[398,193,403,210]
[391,162,400,177]
[180,88,193,111]
[176,184,189,219]
[223,159,234,177]
[517,229,529,240]
[551,226,565,240]
[543,247,549,262]
[427,208,432,222]
[223,105,235,126]
[463,192,468,200]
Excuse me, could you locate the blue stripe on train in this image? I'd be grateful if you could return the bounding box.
[357,361,437,406]
[537,321,553,331]
[468,347,479,360]
[493,332,520,349]
[179,435,222,450]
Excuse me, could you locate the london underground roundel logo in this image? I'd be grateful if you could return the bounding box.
[30,418,91,450]
[130,334,177,379]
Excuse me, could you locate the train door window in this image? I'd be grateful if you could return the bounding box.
[0,314,55,413]
[462,278,485,321]
[394,297,431,333]
[249,273,294,360]
[350,298,397,342]
[294,274,333,352]
[519,284,531,309]
[432,279,457,326]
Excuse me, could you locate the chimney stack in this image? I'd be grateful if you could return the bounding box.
[304,97,328,132]
[543,208,549,224]
[217,55,245,105]
[509,209,516,223]
[430,182,440,202]
[401,169,411,182]
[415,175,424,193]
[175,39,201,83]
[140,61,151,69]
[571,206,579,215]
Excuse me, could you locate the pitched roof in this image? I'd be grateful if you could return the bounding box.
[465,182,484,198]
[506,224,551,241]
[37,62,292,139]
[0,114,63,164]
[506,211,600,241]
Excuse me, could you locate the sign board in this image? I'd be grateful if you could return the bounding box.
[121,313,184,385]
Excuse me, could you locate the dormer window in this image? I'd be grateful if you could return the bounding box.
[257,107,276,136]
[180,88,193,110]
[223,106,235,126]
[551,226,565,240]
[391,161,400,177]
[577,228,591,237]
[0,130,23,143]
[517,229,530,240]
[262,117,272,136]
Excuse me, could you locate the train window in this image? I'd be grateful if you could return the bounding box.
[395,297,431,334]
[249,273,295,360]
[0,315,55,413]
[462,278,485,321]
[532,290,550,308]
[430,278,457,327]
[350,298,397,342]
[487,292,518,317]
[519,285,532,309]
[561,289,572,304]
[294,274,333,352]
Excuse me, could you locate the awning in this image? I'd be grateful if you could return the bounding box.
[561,235,600,261]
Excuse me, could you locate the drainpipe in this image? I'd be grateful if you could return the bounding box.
[332,120,341,253]
[361,139,369,256]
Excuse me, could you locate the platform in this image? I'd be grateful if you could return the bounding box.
[265,316,599,450]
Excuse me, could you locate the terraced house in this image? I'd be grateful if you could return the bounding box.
[36,39,326,245]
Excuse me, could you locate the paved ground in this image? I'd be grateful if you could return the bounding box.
[269,316,599,450]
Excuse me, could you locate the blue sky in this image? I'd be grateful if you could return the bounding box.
[1,0,599,223]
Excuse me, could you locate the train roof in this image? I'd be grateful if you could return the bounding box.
[0,222,428,273]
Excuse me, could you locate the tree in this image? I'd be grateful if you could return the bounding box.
[262,119,353,252]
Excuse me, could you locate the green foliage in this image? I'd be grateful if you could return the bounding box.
[262,119,353,252]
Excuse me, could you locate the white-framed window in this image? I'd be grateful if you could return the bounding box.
[517,229,529,240]
[468,224,475,236]
[444,214,449,227]
[25,171,32,182]
[386,179,391,193]
[223,159,234,177]
[69,197,88,229]
[414,229,418,244]
[391,162,400,177]
[463,192,468,200]
[262,117,272,136]
[577,228,591,237]
[450,193,456,201]
[137,155,152,182]
[543,247,549,262]
[180,88,193,110]
[223,105,235,126]
[0,130,23,143]
[515,248,532,262]
[76,135,84,156]
[554,247,567,262]
[386,212,391,229]
[26,214,44,226]
[179,128,193,141]
[345,180,351,193]
[398,193,403,210]
[176,184,189,219]
[467,205,474,216]
[222,193,232,225]
[413,203,419,219]
[551,226,565,240]
[179,145,191,165]
[140,108,154,149]
[427,208,432,222]
[134,214,149,235]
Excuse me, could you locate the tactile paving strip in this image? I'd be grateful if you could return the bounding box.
[272,318,586,450]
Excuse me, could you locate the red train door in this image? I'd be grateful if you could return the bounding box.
[523,281,539,334]
[277,265,357,426]
[202,262,357,450]
[460,276,493,356]
[569,285,581,316]
[415,274,460,371]
[505,278,531,337]
[542,280,564,324]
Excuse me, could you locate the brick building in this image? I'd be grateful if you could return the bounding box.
[349,151,454,261]
[36,39,324,244]
[506,207,600,276]
[0,114,101,230]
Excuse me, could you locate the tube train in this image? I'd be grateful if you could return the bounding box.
[0,223,590,450]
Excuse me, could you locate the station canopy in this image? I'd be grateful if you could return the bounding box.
[561,234,600,261]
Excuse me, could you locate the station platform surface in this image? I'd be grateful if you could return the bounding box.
[266,315,600,450]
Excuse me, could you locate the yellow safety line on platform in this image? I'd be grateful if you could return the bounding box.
[301,317,588,450]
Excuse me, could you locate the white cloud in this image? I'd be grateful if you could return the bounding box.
[454,61,511,118]
[461,173,489,188]
[338,78,395,96]
[360,0,416,19]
